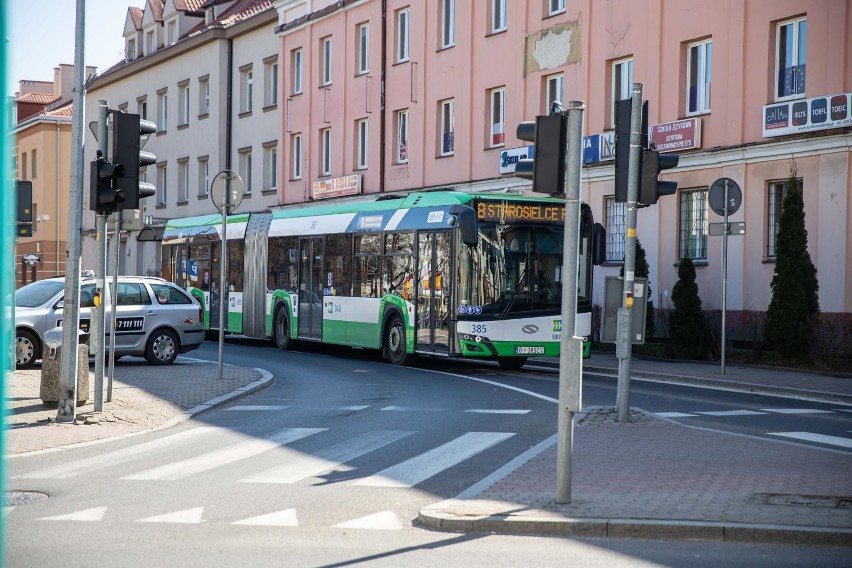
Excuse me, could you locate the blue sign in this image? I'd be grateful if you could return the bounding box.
[582,135,600,164]
[189,260,198,277]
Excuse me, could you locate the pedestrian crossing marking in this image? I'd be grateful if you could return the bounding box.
[226,406,288,411]
[381,406,445,412]
[760,408,834,414]
[354,432,515,488]
[655,412,699,418]
[465,409,531,415]
[340,405,370,411]
[696,410,767,416]
[15,427,218,480]
[122,427,326,481]
[333,510,403,530]
[232,509,299,527]
[138,507,204,524]
[39,506,107,522]
[768,432,852,449]
[239,430,414,484]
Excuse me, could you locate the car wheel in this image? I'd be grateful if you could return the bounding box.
[16,329,39,369]
[145,329,180,365]
[385,314,412,366]
[273,307,291,350]
[497,356,527,370]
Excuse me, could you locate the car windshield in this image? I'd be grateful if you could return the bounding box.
[15,280,66,308]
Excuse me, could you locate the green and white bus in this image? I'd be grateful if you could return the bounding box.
[161,191,605,369]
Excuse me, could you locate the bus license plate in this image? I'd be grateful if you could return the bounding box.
[516,346,544,355]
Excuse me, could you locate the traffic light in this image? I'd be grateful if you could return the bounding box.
[614,99,648,203]
[112,112,157,210]
[89,152,125,214]
[515,114,567,195]
[16,180,33,237]
[638,149,679,206]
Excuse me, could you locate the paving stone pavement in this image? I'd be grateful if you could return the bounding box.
[5,357,271,456]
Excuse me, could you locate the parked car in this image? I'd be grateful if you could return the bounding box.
[15,276,205,369]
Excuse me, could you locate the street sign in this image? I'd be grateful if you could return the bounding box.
[709,222,746,236]
[211,170,244,213]
[109,209,144,232]
[709,177,742,216]
[23,253,42,267]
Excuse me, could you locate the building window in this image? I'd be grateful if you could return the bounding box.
[356,119,369,169]
[320,128,332,176]
[292,48,303,94]
[679,189,708,261]
[167,20,177,45]
[546,74,564,114]
[137,97,147,120]
[127,38,136,60]
[397,8,410,63]
[264,59,278,107]
[321,36,333,86]
[31,149,37,179]
[146,30,155,54]
[611,57,633,128]
[396,110,409,164]
[292,133,302,180]
[605,197,626,263]
[441,0,455,49]
[197,157,209,197]
[177,159,189,203]
[240,66,253,113]
[357,23,369,75]
[198,76,209,116]
[686,39,712,114]
[239,149,253,194]
[490,87,506,147]
[20,153,27,181]
[548,0,566,16]
[157,91,168,131]
[776,16,807,100]
[490,0,507,34]
[766,178,802,259]
[263,143,278,192]
[156,164,167,206]
[440,99,454,156]
[178,82,190,126]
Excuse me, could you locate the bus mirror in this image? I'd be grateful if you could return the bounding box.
[449,205,478,247]
[592,222,607,266]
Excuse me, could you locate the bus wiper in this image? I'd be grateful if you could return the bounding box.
[499,266,529,320]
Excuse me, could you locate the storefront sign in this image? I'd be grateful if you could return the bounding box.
[23,253,41,267]
[312,174,361,200]
[763,92,852,137]
[582,132,615,164]
[649,118,701,152]
[499,145,534,174]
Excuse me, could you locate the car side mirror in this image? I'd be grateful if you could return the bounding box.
[53,300,63,311]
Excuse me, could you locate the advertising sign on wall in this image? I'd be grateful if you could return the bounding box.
[763,92,852,137]
[649,118,702,152]
[499,145,534,174]
[582,132,615,164]
[312,174,361,200]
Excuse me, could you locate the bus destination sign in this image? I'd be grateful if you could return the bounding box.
[476,201,565,224]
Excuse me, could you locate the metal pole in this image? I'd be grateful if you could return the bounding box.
[56,0,88,423]
[556,101,585,504]
[721,180,729,375]
[217,193,229,381]
[92,103,109,413]
[616,83,643,423]
[107,211,121,401]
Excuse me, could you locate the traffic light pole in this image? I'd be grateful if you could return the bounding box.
[616,83,644,424]
[107,210,121,401]
[93,101,110,413]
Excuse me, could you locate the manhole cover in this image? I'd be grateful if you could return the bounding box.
[5,491,49,506]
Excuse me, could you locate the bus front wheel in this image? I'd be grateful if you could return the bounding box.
[386,315,412,366]
[497,356,527,370]
[274,307,291,350]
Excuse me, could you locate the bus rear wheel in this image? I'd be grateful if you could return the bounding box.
[274,307,291,350]
[386,315,412,366]
[497,356,527,370]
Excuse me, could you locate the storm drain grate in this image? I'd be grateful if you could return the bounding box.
[750,493,852,509]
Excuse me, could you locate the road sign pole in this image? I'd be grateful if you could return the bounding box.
[107,210,121,401]
[217,189,229,382]
[721,180,729,375]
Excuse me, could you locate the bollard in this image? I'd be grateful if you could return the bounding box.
[40,328,90,407]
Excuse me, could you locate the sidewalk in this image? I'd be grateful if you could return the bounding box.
[419,352,852,546]
[4,357,272,456]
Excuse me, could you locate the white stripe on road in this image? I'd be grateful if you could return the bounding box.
[354,432,515,488]
[15,427,218,479]
[239,430,415,484]
[333,511,403,530]
[381,406,445,412]
[137,507,204,524]
[226,406,288,411]
[233,509,299,527]
[340,406,370,411]
[465,409,531,415]
[39,506,107,522]
[768,432,852,449]
[122,428,326,481]
[760,408,835,414]
[695,410,767,416]
[655,412,699,418]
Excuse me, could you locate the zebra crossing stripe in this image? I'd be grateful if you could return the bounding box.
[232,509,299,527]
[122,428,326,481]
[655,412,699,418]
[226,406,288,411]
[137,507,204,524]
[465,409,531,414]
[333,510,403,530]
[239,430,414,484]
[768,432,852,449]
[760,408,835,414]
[38,506,107,522]
[381,406,444,412]
[15,427,218,480]
[695,410,767,416]
[354,432,515,488]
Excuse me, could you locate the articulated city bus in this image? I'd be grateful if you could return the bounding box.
[161,191,605,369]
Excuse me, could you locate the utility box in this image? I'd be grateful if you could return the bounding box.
[601,276,648,345]
[40,328,90,407]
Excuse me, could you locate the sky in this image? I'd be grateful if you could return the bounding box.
[6,0,135,96]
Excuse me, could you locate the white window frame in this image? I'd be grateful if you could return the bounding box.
[292,48,303,94]
[356,119,369,170]
[396,111,409,164]
[358,23,369,75]
[177,159,189,203]
[679,189,708,261]
[197,157,209,197]
[440,99,454,156]
[157,91,168,131]
[156,164,167,206]
[320,128,332,176]
[491,0,507,34]
[441,0,455,49]
[263,144,278,192]
[198,77,209,116]
[611,57,633,128]
[548,0,566,16]
[239,149,253,194]
[167,19,177,45]
[321,36,333,86]
[127,38,136,60]
[240,67,253,113]
[264,59,278,107]
[490,87,506,147]
[686,39,712,115]
[397,8,410,63]
[775,16,807,101]
[292,133,302,180]
[546,74,564,114]
[178,83,190,126]
[146,30,155,54]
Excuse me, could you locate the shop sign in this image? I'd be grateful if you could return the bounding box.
[312,174,361,200]
[763,92,852,137]
[23,253,41,267]
[499,145,534,174]
[649,118,701,152]
[582,132,615,164]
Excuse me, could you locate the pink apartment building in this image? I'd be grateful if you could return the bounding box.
[274,0,851,334]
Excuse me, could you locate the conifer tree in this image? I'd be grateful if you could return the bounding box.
[763,167,820,361]
[669,257,708,359]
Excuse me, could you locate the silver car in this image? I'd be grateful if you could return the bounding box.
[15,276,205,369]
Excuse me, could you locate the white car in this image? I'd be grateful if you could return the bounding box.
[15,276,205,369]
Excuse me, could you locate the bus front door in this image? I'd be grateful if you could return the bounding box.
[298,237,324,340]
[416,231,451,354]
